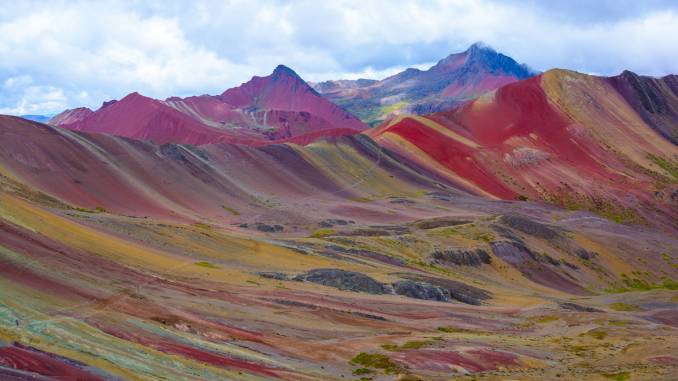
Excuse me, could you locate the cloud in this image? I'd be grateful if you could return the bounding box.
[1,0,677,115]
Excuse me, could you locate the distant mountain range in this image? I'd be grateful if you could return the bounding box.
[37,43,678,227]
[19,114,53,123]
[49,65,367,145]
[313,43,536,125]
[48,43,536,143]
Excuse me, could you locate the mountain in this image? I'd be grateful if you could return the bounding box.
[1,114,678,380]
[369,69,678,231]
[607,70,678,144]
[49,65,367,145]
[19,114,54,123]
[219,65,366,132]
[313,43,537,125]
[48,107,93,125]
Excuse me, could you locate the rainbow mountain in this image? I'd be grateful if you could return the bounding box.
[1,44,678,381]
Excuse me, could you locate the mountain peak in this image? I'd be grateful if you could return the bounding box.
[463,44,536,78]
[272,64,302,80]
[48,107,94,126]
[466,41,496,54]
[431,43,500,72]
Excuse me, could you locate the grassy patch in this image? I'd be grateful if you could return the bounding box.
[350,197,372,203]
[607,320,631,326]
[648,154,678,181]
[72,205,108,213]
[380,344,399,351]
[662,278,678,290]
[606,274,678,293]
[379,101,409,116]
[193,222,212,229]
[381,339,435,351]
[352,367,374,375]
[221,205,240,216]
[609,303,640,312]
[437,326,475,334]
[534,315,559,324]
[582,329,608,340]
[472,232,495,243]
[565,344,592,356]
[544,191,646,225]
[400,340,432,350]
[310,228,335,238]
[349,352,402,375]
[194,261,220,269]
[602,371,630,381]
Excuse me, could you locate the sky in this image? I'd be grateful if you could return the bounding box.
[1,0,677,116]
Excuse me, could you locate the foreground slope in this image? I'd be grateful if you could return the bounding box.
[1,116,678,380]
[369,69,678,232]
[314,43,536,125]
[49,66,367,145]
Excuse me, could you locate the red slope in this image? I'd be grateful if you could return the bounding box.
[0,115,444,223]
[51,65,366,146]
[219,65,367,132]
[48,107,93,126]
[57,92,229,145]
[369,70,678,228]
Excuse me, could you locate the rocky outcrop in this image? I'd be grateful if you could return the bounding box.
[239,222,284,232]
[257,272,290,280]
[394,276,491,305]
[575,249,598,260]
[392,280,448,302]
[559,302,603,313]
[431,248,491,267]
[319,219,354,228]
[499,214,561,240]
[491,241,588,295]
[292,268,490,304]
[293,269,387,294]
[324,245,406,266]
[414,217,471,230]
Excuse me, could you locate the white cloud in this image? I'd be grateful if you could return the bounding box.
[0,0,677,115]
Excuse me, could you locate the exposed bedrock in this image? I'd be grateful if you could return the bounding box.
[498,214,561,240]
[293,268,387,294]
[431,248,492,267]
[392,280,449,302]
[490,241,589,295]
[292,268,491,304]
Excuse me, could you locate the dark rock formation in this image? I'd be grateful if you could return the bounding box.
[499,214,561,240]
[491,241,588,295]
[559,302,603,313]
[394,275,491,305]
[575,249,598,261]
[254,223,284,232]
[257,272,290,280]
[414,217,471,230]
[293,268,386,294]
[324,244,406,266]
[431,248,491,267]
[392,280,448,302]
[319,219,354,228]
